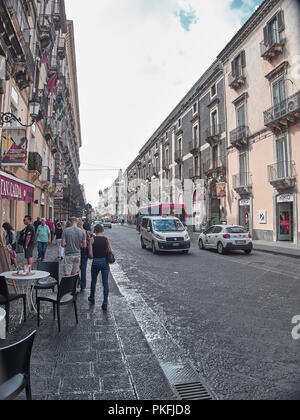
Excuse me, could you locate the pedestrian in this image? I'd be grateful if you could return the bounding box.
[54,222,64,260]
[22,215,35,269]
[33,217,41,232]
[2,222,17,268]
[78,221,89,291]
[36,218,51,262]
[46,219,55,243]
[83,219,91,233]
[88,223,112,311]
[61,217,87,277]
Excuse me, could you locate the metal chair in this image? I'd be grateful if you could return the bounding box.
[0,331,36,400]
[0,276,26,333]
[37,275,78,333]
[33,261,59,302]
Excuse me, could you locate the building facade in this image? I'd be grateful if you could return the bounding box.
[0,0,85,232]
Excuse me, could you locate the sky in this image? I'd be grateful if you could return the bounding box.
[64,0,263,207]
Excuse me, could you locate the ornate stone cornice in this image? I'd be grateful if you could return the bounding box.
[265,61,289,81]
[218,0,281,63]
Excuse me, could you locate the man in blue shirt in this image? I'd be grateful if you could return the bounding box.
[36,218,51,261]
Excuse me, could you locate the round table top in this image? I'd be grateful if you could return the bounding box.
[0,271,50,281]
[0,307,6,320]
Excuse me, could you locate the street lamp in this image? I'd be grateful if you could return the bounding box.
[0,99,40,128]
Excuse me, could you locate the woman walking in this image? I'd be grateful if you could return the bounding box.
[88,224,112,311]
[2,222,17,268]
[54,222,64,260]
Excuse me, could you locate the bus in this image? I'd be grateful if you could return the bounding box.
[136,204,187,232]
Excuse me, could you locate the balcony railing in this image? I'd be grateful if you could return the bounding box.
[260,36,285,62]
[39,14,56,48]
[203,156,226,176]
[28,152,42,174]
[205,124,223,146]
[8,0,30,36]
[230,126,250,148]
[268,161,296,190]
[228,69,246,91]
[264,91,300,130]
[232,172,252,195]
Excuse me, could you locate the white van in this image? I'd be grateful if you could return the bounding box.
[140,216,191,254]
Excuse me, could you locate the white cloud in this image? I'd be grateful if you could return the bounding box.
[65,0,251,207]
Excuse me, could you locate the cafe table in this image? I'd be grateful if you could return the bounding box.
[0,271,50,322]
[0,307,6,340]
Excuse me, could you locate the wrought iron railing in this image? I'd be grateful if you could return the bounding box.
[230,126,250,145]
[232,172,252,189]
[205,124,223,139]
[268,161,296,182]
[264,91,300,125]
[203,155,226,173]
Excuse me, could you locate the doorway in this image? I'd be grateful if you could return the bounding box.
[278,202,293,241]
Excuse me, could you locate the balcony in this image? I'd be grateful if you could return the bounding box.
[28,152,42,174]
[205,124,223,147]
[264,91,300,132]
[174,150,183,164]
[268,161,296,190]
[189,140,199,155]
[203,156,226,179]
[230,126,250,149]
[232,172,252,196]
[57,37,66,60]
[39,14,56,49]
[48,55,59,74]
[44,118,56,141]
[228,69,246,91]
[260,37,285,63]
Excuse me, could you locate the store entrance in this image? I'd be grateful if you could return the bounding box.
[240,204,250,231]
[278,202,293,241]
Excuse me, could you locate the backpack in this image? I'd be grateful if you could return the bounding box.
[18,229,26,246]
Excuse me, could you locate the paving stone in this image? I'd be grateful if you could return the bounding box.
[102,374,133,392]
[61,377,102,394]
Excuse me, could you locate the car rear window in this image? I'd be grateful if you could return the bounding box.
[226,227,248,234]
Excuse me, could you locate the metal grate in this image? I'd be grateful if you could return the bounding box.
[174,382,213,400]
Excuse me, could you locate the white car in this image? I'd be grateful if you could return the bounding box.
[140,216,191,254]
[198,225,253,255]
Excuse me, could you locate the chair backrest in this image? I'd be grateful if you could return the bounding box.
[36,261,59,283]
[0,331,36,386]
[0,276,9,300]
[57,275,78,302]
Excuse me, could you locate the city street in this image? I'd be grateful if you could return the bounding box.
[107,225,300,400]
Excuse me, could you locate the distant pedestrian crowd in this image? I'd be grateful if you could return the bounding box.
[2,216,114,311]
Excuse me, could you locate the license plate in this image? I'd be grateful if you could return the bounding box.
[173,243,180,247]
[236,240,246,244]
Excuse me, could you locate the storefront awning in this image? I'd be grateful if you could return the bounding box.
[0,171,35,202]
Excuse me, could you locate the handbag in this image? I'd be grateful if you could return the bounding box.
[106,238,115,265]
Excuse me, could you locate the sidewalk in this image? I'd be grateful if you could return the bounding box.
[124,223,300,259]
[1,244,177,401]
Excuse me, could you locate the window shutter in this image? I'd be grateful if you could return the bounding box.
[231,59,236,77]
[241,50,246,68]
[263,25,269,46]
[277,10,285,32]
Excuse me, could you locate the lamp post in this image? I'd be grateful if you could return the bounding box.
[0,99,40,127]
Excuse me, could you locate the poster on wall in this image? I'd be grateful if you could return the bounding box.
[217,182,226,198]
[0,128,27,167]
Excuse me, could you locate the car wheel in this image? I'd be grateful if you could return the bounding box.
[217,242,225,255]
[152,242,157,254]
[244,249,252,255]
[141,237,146,249]
[198,239,205,250]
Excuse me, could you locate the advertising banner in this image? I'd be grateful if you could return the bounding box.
[54,183,64,200]
[0,128,27,167]
[0,173,34,202]
[216,182,226,198]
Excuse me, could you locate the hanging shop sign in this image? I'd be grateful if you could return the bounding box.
[277,194,294,203]
[0,128,27,167]
[0,172,34,202]
[217,182,226,198]
[54,183,64,200]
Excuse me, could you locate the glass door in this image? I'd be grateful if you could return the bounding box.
[278,202,293,241]
[239,152,248,186]
[276,137,288,178]
[273,78,286,119]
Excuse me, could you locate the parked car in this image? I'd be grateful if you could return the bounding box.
[140,216,190,254]
[103,219,112,229]
[198,225,253,255]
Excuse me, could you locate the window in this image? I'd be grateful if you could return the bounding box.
[276,136,288,178]
[178,138,182,155]
[263,11,284,47]
[239,152,248,185]
[236,104,246,128]
[211,110,218,133]
[272,77,286,117]
[193,103,198,114]
[178,118,182,128]
[231,51,246,78]
[11,86,19,105]
[212,145,218,169]
[142,218,148,229]
[211,84,216,98]
[213,226,223,234]
[179,164,182,181]
[193,125,198,141]
[165,148,169,165]
[194,156,199,176]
